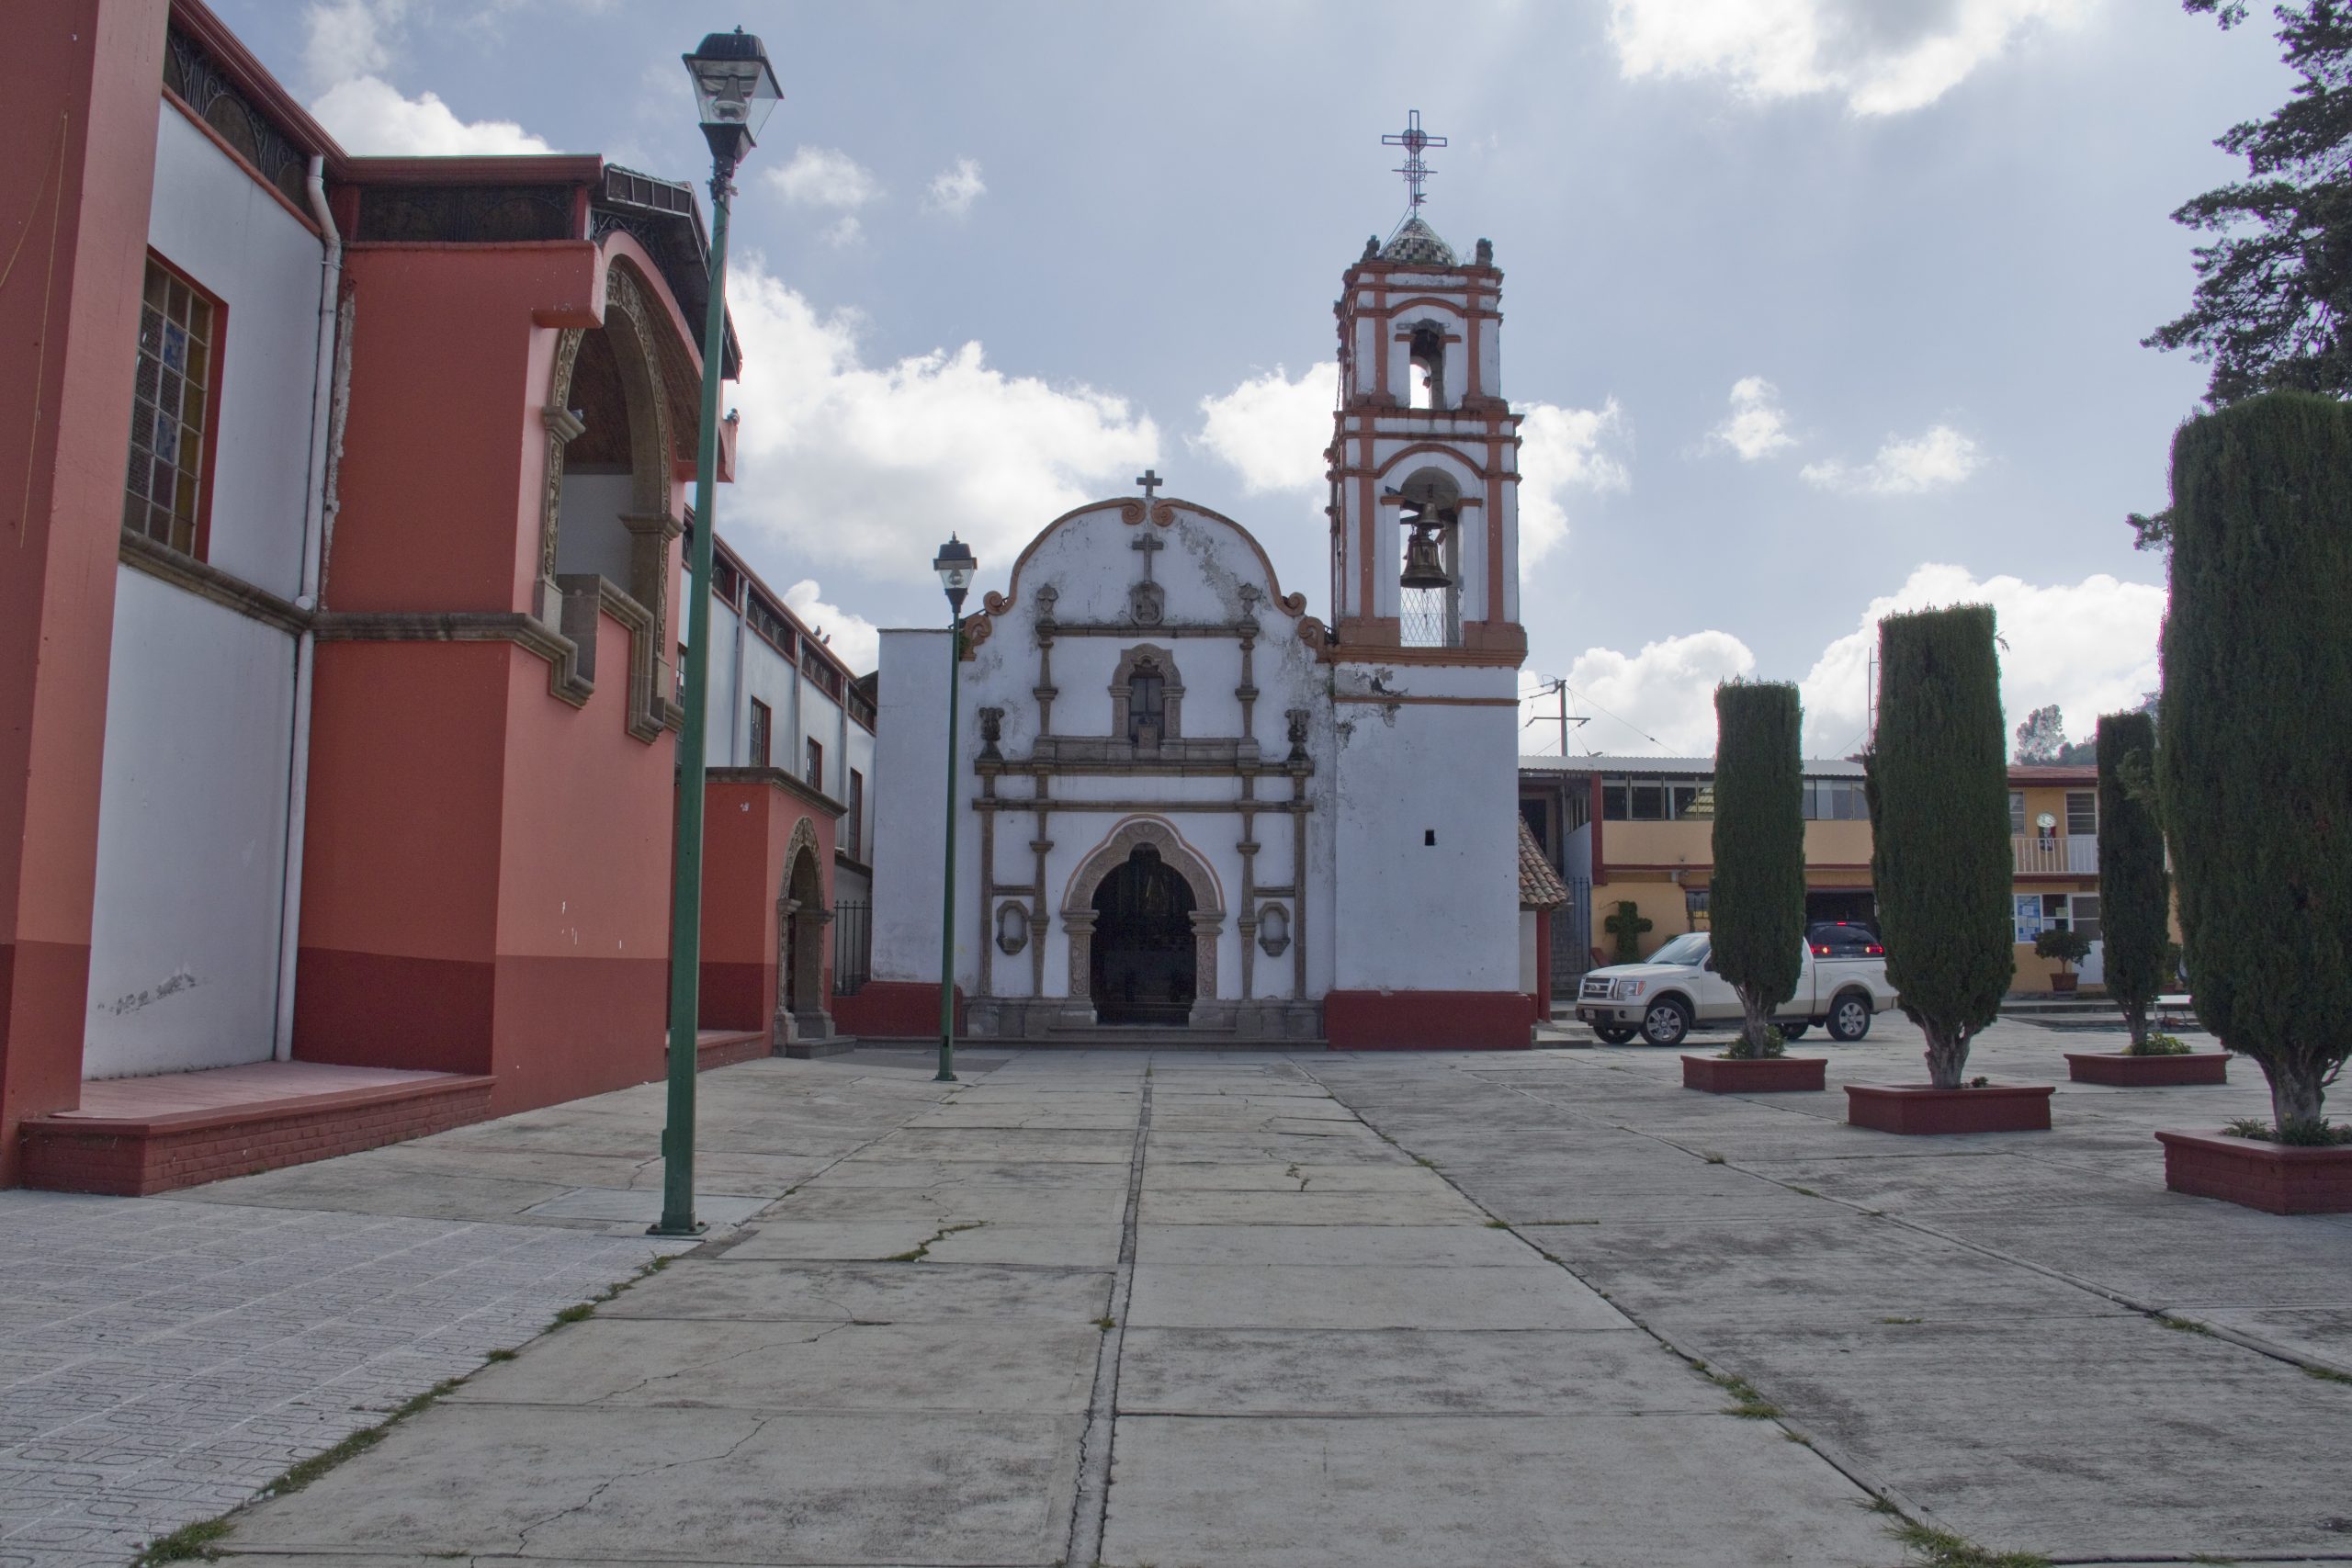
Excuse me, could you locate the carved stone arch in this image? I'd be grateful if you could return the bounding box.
[1110,643,1184,745]
[1061,816,1225,1008]
[537,259,679,627]
[775,815,832,1043]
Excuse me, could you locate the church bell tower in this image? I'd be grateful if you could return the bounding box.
[1319,113,1532,1049]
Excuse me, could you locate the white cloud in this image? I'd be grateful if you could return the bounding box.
[303,0,401,85]
[1711,376,1796,461]
[301,0,552,156]
[781,581,879,674]
[820,216,865,250]
[1193,364,1336,494]
[1550,631,1759,755]
[1801,424,1982,496]
[310,75,553,155]
[1607,0,2092,117]
[719,257,1160,578]
[1519,399,1632,568]
[923,158,987,217]
[767,146,883,209]
[1796,563,2165,757]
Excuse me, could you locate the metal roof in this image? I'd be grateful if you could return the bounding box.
[1519,754,1867,778]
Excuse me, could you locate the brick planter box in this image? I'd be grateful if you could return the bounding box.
[2156,1129,2352,1214]
[2065,1051,2231,1087]
[1682,1055,1826,1094]
[1846,1082,2053,1135]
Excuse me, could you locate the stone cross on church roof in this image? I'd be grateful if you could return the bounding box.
[1135,468,1163,501]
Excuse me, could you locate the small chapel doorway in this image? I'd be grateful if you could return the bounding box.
[1090,844,1196,1024]
[781,846,825,1026]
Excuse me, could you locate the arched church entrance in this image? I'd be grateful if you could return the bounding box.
[1091,844,1197,1024]
[776,821,831,1044]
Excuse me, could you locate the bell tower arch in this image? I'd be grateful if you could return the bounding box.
[1327,201,1522,660]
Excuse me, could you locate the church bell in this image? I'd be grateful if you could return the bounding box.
[1399,518,1452,591]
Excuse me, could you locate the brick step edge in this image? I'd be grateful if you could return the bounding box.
[21,1075,497,1197]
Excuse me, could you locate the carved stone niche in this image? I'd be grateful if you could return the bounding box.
[978,706,1004,761]
[1110,644,1183,746]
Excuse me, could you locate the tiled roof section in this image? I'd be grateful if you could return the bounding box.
[2008,764,2100,785]
[1518,819,1570,910]
[1380,216,1458,266]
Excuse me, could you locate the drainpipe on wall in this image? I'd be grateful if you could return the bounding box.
[729,593,747,765]
[272,155,342,1062]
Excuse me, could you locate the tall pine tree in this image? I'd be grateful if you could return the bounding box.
[2161,391,2352,1135]
[1866,606,2015,1089]
[1710,682,1806,1057]
[2134,2,2352,548]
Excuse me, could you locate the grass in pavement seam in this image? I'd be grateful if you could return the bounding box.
[883,1221,985,1262]
[1889,1519,2051,1567]
[130,1251,678,1565]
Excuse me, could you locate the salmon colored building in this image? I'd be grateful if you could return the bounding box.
[0,0,843,1193]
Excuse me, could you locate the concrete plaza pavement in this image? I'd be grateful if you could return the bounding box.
[6,1018,2349,1566]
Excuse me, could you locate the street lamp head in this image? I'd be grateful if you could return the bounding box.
[933,534,978,614]
[683,28,783,168]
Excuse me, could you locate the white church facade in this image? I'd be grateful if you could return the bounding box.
[865,210,1539,1049]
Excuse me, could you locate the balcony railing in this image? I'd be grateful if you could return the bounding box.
[2014,833,2097,876]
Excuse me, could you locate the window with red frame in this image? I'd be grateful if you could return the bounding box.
[126,257,220,557]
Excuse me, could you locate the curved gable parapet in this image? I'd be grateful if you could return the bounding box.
[965,497,1311,655]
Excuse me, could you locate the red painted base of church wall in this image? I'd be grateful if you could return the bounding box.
[832,980,965,1041]
[293,948,497,1076]
[1324,991,1533,1051]
[700,961,775,1036]
[295,950,666,1117]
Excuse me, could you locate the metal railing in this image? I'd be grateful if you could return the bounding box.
[2013,834,2098,875]
[832,899,871,996]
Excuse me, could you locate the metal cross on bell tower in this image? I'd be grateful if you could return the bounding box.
[1382,110,1447,211]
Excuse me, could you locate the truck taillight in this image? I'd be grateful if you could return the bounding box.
[1812,944,1829,955]
[1866,943,1884,955]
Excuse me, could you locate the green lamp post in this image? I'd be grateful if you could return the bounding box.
[932,534,977,1084]
[653,28,783,1239]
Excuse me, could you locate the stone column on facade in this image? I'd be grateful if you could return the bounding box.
[1060,910,1097,1027]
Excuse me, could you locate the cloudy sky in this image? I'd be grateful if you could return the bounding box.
[221,0,2287,758]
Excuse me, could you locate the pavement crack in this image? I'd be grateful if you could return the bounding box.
[1063,1071,1151,1568]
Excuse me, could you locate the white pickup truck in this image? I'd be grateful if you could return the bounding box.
[1573,931,1901,1047]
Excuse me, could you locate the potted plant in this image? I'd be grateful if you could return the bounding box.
[2064,711,2230,1086]
[2032,926,2091,994]
[1844,606,2052,1134]
[2150,393,2352,1212]
[1684,682,1825,1093]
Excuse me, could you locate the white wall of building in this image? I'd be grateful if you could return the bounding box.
[148,108,323,600]
[82,107,328,1078]
[871,628,954,983]
[1327,662,1521,993]
[85,570,299,1078]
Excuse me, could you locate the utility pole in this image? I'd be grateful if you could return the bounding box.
[1522,676,1589,756]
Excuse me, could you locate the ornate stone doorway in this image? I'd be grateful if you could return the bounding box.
[776,821,833,1046]
[1090,844,1197,1024]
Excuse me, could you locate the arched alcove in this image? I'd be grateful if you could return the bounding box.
[1061,817,1224,1021]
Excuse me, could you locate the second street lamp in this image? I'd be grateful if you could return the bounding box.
[654,28,783,1240]
[932,534,977,1085]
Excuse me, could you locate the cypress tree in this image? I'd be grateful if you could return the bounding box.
[2095,710,2170,1051]
[1711,682,1806,1057]
[1865,605,2015,1089]
[2160,390,2352,1138]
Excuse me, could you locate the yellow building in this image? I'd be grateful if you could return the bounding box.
[1518,757,2109,998]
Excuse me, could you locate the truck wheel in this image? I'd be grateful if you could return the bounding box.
[1639,998,1692,1048]
[1779,1023,1808,1040]
[1827,992,1871,1042]
[1593,1025,1636,1045]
